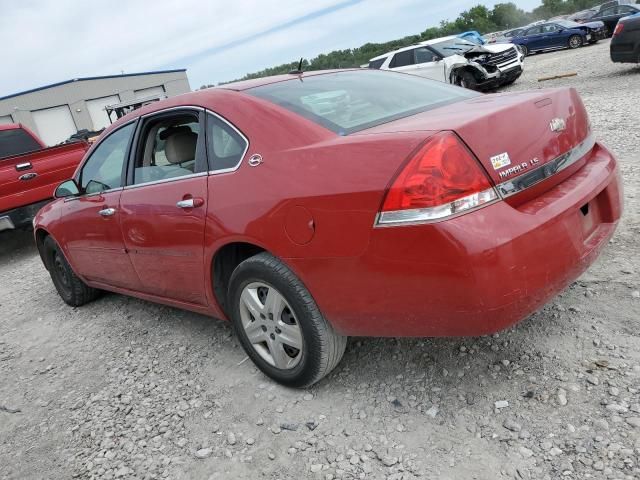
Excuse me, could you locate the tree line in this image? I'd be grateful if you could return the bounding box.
[200,0,604,88]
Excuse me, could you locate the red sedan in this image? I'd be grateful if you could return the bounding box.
[33,70,622,387]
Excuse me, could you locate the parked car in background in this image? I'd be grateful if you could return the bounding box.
[610,11,640,62]
[595,0,637,13]
[0,124,88,232]
[588,4,640,36]
[569,8,599,22]
[510,20,605,55]
[34,69,622,387]
[485,27,525,43]
[368,36,524,90]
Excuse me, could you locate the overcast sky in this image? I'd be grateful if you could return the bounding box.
[0,0,540,96]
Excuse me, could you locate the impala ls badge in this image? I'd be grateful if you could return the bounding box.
[550,118,566,133]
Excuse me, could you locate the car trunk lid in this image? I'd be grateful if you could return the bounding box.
[357,88,592,201]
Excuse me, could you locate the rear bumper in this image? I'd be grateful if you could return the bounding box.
[287,142,622,337]
[611,42,640,63]
[0,199,51,232]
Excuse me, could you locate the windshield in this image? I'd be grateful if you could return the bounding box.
[429,38,477,57]
[246,70,478,135]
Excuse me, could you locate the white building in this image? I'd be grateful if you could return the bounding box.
[0,69,191,145]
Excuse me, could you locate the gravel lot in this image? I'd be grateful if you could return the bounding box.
[1,40,639,480]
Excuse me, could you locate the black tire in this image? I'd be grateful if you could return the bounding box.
[43,236,100,307]
[520,45,529,56]
[459,71,479,91]
[568,35,583,49]
[228,252,347,388]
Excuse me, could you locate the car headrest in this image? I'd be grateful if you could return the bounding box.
[165,130,197,164]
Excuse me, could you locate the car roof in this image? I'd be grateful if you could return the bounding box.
[369,35,458,61]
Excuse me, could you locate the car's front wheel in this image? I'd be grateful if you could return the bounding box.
[568,35,583,49]
[228,252,347,387]
[520,45,529,56]
[458,71,479,91]
[43,235,100,307]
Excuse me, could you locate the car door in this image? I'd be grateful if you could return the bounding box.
[541,24,564,48]
[118,108,210,305]
[58,121,143,289]
[410,47,447,82]
[523,26,544,49]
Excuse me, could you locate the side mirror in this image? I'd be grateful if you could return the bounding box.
[433,55,443,62]
[54,179,80,199]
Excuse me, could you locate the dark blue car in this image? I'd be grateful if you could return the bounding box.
[511,20,606,56]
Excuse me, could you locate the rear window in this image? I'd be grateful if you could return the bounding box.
[246,70,478,135]
[0,128,43,159]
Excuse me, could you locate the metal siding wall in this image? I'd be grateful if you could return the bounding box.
[0,72,190,137]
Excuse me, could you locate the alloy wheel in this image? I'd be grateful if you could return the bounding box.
[569,36,582,48]
[239,282,303,370]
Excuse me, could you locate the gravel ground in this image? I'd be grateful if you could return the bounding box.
[1,40,639,480]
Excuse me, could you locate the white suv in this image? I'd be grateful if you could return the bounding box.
[368,36,525,91]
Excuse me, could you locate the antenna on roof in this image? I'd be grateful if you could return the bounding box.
[289,58,304,75]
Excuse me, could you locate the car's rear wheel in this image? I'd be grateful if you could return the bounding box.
[568,35,583,49]
[228,252,347,387]
[43,236,100,307]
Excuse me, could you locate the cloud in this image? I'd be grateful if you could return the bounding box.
[0,0,542,96]
[0,0,347,95]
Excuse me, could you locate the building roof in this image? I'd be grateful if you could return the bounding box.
[0,69,187,101]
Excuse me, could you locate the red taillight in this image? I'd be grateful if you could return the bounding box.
[378,131,497,225]
[613,23,624,37]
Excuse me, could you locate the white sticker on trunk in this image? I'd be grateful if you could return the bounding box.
[490,152,511,170]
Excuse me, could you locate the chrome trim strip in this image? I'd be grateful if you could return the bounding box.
[63,187,123,203]
[375,187,499,227]
[205,109,249,175]
[139,105,205,118]
[123,172,208,190]
[495,133,596,198]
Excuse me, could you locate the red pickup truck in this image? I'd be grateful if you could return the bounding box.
[0,124,88,232]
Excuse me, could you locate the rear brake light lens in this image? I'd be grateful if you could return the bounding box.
[613,23,624,37]
[377,131,498,226]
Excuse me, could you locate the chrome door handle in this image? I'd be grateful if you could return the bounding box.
[16,162,32,171]
[176,197,204,209]
[98,208,116,217]
[176,199,195,209]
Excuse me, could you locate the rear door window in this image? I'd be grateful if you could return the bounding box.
[206,113,248,172]
[0,129,43,159]
[131,111,205,185]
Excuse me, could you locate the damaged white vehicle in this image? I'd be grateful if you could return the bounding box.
[367,35,525,91]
